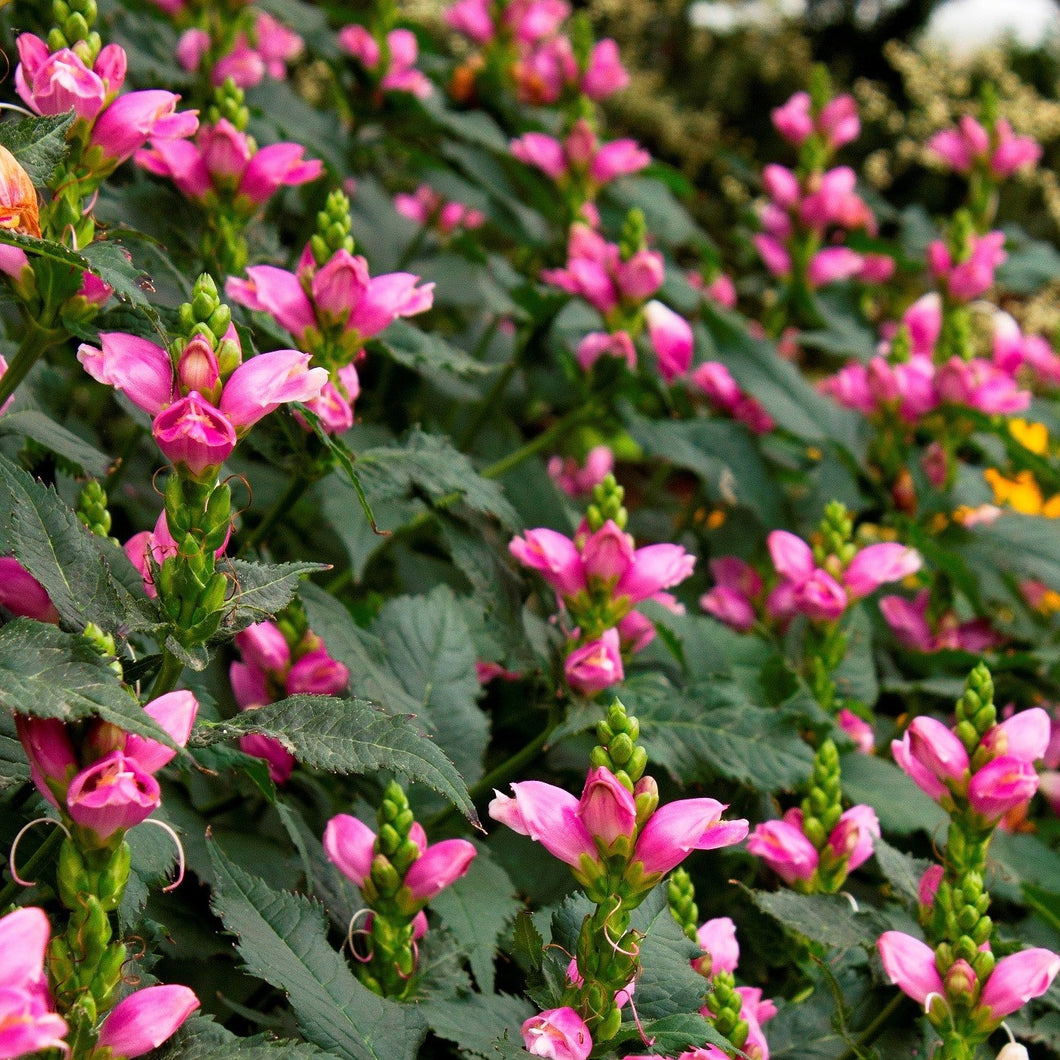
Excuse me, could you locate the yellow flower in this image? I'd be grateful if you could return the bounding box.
[1009,418,1049,455]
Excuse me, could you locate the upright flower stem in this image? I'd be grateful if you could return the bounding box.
[149,649,185,700]
[0,314,66,408]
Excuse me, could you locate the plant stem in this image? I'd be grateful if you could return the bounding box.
[0,315,65,408]
[835,992,906,1060]
[241,473,313,554]
[480,403,597,481]
[149,649,185,700]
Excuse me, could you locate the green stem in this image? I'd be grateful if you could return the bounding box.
[149,649,185,700]
[457,356,519,451]
[241,473,314,554]
[835,992,907,1060]
[428,714,559,833]
[480,403,598,481]
[0,819,65,908]
[0,315,65,408]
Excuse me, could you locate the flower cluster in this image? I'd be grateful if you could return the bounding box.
[77,279,327,480]
[230,616,350,783]
[510,475,694,694]
[927,113,1041,180]
[339,24,432,100]
[324,782,476,998]
[446,0,629,106]
[176,11,303,88]
[688,362,775,434]
[17,690,198,846]
[701,526,920,632]
[394,184,486,235]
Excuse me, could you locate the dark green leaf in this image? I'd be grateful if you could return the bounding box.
[840,752,947,836]
[354,430,519,528]
[419,992,534,1058]
[0,410,112,477]
[624,673,815,791]
[219,560,329,636]
[0,709,29,790]
[153,1016,328,1060]
[375,586,489,785]
[0,111,75,185]
[429,846,518,992]
[511,910,544,974]
[617,1012,731,1057]
[747,887,884,951]
[872,837,933,906]
[208,843,427,1060]
[196,694,477,825]
[0,619,174,745]
[375,319,496,380]
[80,240,156,307]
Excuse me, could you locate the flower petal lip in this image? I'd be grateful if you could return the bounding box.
[0,907,50,990]
[403,839,477,902]
[96,984,199,1058]
[877,930,944,1006]
[978,948,1060,1020]
[488,780,596,868]
[634,798,748,876]
[323,813,377,887]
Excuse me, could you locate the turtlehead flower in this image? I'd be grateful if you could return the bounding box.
[522,1008,592,1060]
[927,115,1041,178]
[95,985,199,1059]
[0,907,69,1059]
[339,26,432,99]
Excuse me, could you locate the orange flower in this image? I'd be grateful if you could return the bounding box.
[0,144,40,238]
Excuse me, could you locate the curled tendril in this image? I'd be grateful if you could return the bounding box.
[345,907,374,963]
[140,818,186,892]
[838,890,859,913]
[0,101,37,119]
[9,817,71,886]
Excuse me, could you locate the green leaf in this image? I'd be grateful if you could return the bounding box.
[219,560,329,637]
[1023,884,1060,935]
[0,453,154,636]
[622,410,781,523]
[419,992,534,1058]
[964,513,1060,589]
[354,429,519,528]
[0,410,112,477]
[153,1016,328,1060]
[0,619,175,745]
[79,239,156,307]
[429,846,518,992]
[617,1012,731,1058]
[0,710,30,790]
[511,910,544,974]
[375,586,489,785]
[872,837,933,906]
[208,843,427,1060]
[375,319,496,381]
[623,673,815,791]
[839,752,947,836]
[0,111,75,185]
[747,887,884,952]
[197,694,477,825]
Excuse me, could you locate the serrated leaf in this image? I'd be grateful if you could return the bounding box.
[219,560,329,636]
[419,992,534,1058]
[617,1012,731,1057]
[747,888,884,951]
[196,694,477,825]
[430,846,517,992]
[0,619,175,746]
[208,844,426,1060]
[0,411,112,477]
[0,709,30,790]
[511,910,544,974]
[375,586,489,785]
[153,1016,328,1060]
[0,111,75,185]
[623,673,815,791]
[80,240,156,307]
[839,752,947,836]
[376,319,496,380]
[0,453,154,635]
[354,429,519,528]
[872,837,933,906]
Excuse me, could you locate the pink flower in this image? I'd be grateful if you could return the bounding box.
[616,543,695,603]
[576,767,637,847]
[929,231,1007,302]
[754,234,792,278]
[15,715,78,807]
[694,917,740,977]
[772,91,813,145]
[893,715,970,800]
[403,838,477,902]
[323,813,377,887]
[219,349,328,429]
[838,709,874,754]
[548,445,614,497]
[589,139,651,184]
[509,528,585,597]
[807,247,864,288]
[575,331,636,371]
[236,621,291,673]
[240,729,297,785]
[77,333,176,415]
[990,120,1042,177]
[91,90,198,166]
[0,557,60,623]
[644,300,693,383]
[0,907,69,1059]
[237,142,324,206]
[581,39,629,100]
[15,35,121,121]
[445,0,495,43]
[818,94,859,148]
[124,690,199,774]
[285,650,350,696]
[747,811,818,885]
[935,357,1030,415]
[226,267,316,342]
[488,781,596,869]
[980,708,1051,763]
[879,592,935,652]
[877,931,944,1007]
[511,132,567,180]
[634,797,748,876]
[978,949,1060,1020]
[346,272,435,340]
[843,543,921,598]
[95,985,199,1058]
[66,750,162,841]
[564,629,624,695]
[827,804,880,871]
[522,1007,592,1060]
[152,393,237,478]
[580,520,634,584]
[967,755,1040,821]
